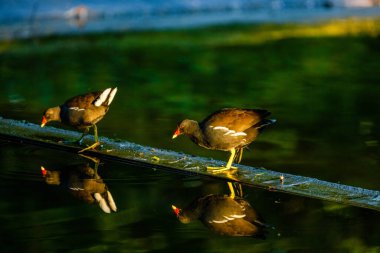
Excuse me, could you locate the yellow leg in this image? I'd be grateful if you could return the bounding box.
[78,142,100,153]
[78,124,100,153]
[236,183,243,198]
[227,182,235,199]
[232,148,244,163]
[207,148,238,173]
[225,148,235,169]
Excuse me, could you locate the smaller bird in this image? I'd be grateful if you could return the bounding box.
[172,108,276,172]
[41,87,117,153]
[40,155,117,213]
[171,183,267,237]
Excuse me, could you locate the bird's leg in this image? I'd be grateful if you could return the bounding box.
[93,124,99,143]
[207,148,238,173]
[78,153,101,178]
[78,124,100,153]
[227,182,236,199]
[234,182,243,198]
[76,128,89,145]
[225,148,235,169]
[234,148,244,164]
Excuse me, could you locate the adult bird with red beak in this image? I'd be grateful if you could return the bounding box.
[41,87,117,153]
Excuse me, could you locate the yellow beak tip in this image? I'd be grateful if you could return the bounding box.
[40,123,45,127]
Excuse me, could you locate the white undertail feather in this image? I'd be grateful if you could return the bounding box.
[94,193,111,213]
[94,88,111,106]
[107,190,117,212]
[107,87,117,106]
[94,87,118,107]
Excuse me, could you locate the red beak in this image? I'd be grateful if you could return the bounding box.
[172,205,180,216]
[41,116,47,127]
[40,166,47,177]
[172,127,181,139]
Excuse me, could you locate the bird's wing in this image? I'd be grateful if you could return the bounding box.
[205,217,263,237]
[64,88,117,109]
[201,108,270,133]
[64,91,103,109]
[203,197,246,224]
[203,197,265,237]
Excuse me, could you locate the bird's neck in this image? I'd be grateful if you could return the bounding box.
[52,106,62,122]
[186,122,205,146]
[181,205,202,223]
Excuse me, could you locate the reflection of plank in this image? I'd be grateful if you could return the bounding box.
[1,117,379,211]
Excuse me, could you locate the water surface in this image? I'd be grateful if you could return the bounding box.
[0,140,379,252]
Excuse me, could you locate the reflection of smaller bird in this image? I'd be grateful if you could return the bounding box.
[172,183,267,238]
[41,87,117,153]
[40,158,117,213]
[172,108,276,172]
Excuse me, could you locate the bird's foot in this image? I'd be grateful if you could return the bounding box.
[206,166,238,174]
[78,142,100,153]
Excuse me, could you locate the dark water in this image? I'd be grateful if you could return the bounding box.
[1,20,380,252]
[0,140,379,252]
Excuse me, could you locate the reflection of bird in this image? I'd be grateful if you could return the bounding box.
[172,108,275,172]
[41,87,117,153]
[172,183,267,238]
[40,158,117,213]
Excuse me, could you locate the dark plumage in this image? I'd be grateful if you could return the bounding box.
[41,87,117,152]
[172,194,266,238]
[172,108,276,171]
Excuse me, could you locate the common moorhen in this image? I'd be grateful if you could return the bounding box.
[172,108,276,172]
[171,183,267,237]
[41,87,117,153]
[40,155,117,213]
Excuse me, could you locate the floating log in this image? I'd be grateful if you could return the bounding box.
[0,117,379,211]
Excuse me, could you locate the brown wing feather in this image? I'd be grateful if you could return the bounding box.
[64,91,103,109]
[200,108,270,132]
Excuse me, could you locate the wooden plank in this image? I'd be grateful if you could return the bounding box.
[0,117,379,211]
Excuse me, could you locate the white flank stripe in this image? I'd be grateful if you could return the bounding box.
[94,88,111,106]
[209,219,229,224]
[231,132,247,137]
[69,187,84,191]
[230,214,246,218]
[107,87,117,105]
[223,130,235,136]
[69,107,85,111]
[213,126,229,131]
[223,215,235,221]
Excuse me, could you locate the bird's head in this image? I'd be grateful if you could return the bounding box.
[41,106,61,127]
[172,119,198,139]
[171,205,191,224]
[172,125,183,139]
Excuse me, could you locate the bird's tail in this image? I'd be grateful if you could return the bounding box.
[255,118,276,130]
[94,87,118,107]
